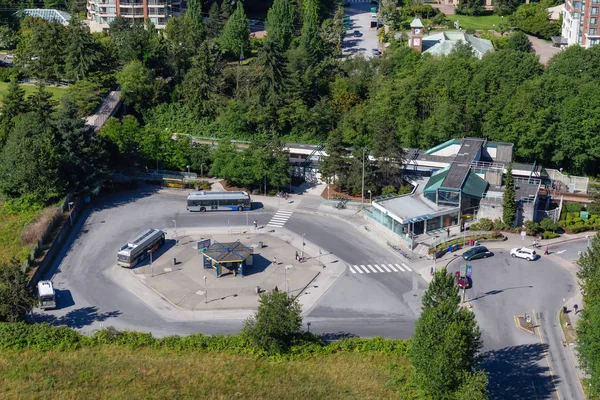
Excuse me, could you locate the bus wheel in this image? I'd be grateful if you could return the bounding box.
[238,206,243,211]
[200,207,206,212]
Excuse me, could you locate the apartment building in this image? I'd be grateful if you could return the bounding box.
[87,0,177,32]
[562,0,600,47]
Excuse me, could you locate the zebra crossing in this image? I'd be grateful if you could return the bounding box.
[267,209,294,228]
[346,0,373,3]
[349,263,414,274]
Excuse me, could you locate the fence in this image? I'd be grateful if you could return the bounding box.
[546,168,589,194]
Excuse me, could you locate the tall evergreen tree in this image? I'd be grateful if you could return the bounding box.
[265,0,297,51]
[186,0,204,29]
[576,233,600,397]
[219,1,250,57]
[255,37,285,105]
[219,0,231,20]
[0,78,28,146]
[28,84,57,123]
[299,0,324,62]
[64,17,100,81]
[409,268,484,398]
[320,129,349,190]
[206,1,222,38]
[502,163,516,226]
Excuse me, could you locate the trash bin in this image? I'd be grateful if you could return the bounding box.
[258,241,263,249]
[474,240,479,246]
[453,244,459,252]
[448,245,453,253]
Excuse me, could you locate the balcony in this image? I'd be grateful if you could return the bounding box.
[147,0,167,5]
[119,0,143,6]
[97,7,117,15]
[147,7,167,17]
[120,10,144,16]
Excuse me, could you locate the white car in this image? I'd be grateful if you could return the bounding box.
[510,247,537,261]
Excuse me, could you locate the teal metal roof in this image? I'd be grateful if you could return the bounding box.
[461,171,489,199]
[423,167,449,194]
[424,139,460,155]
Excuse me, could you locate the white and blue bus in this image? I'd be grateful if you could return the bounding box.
[187,191,252,212]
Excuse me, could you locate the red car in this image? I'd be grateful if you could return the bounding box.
[455,271,469,289]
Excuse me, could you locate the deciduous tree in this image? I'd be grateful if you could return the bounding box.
[219,1,250,57]
[0,259,35,322]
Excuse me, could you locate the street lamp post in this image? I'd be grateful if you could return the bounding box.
[307,321,311,333]
[173,219,178,245]
[67,201,74,227]
[187,165,190,177]
[586,235,591,249]
[203,276,207,303]
[302,234,306,260]
[433,235,439,273]
[148,249,154,277]
[368,190,372,204]
[285,266,291,294]
[361,147,368,204]
[200,163,205,178]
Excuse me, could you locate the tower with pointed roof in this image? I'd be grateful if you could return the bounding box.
[409,18,424,53]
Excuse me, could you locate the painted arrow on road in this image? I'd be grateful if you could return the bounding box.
[556,250,566,254]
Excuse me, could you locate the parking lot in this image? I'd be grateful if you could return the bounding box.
[342,1,381,59]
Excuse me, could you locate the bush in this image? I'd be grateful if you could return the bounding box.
[542,231,560,239]
[572,217,583,224]
[523,220,540,235]
[565,202,584,213]
[470,218,493,231]
[187,180,211,190]
[492,218,509,231]
[539,218,558,232]
[381,185,397,196]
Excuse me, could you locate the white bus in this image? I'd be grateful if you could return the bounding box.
[37,280,56,310]
[117,228,166,268]
[186,191,252,212]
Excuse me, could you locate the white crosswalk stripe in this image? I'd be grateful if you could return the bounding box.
[267,209,294,227]
[349,262,416,274]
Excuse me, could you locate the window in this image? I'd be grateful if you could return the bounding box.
[594,0,599,4]
[591,28,597,35]
[574,1,580,7]
[573,12,580,18]
[590,39,598,45]
[591,17,598,25]
[593,7,599,14]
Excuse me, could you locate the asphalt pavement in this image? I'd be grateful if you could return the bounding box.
[447,247,580,400]
[342,1,381,59]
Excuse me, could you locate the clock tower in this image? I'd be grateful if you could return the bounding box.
[409,18,424,53]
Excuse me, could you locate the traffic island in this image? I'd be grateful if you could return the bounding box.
[130,233,322,311]
[514,313,536,335]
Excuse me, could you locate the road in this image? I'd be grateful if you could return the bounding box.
[447,248,578,400]
[342,0,381,59]
[286,212,426,338]
[33,187,424,339]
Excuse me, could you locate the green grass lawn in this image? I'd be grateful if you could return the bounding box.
[446,15,504,31]
[0,347,418,399]
[0,205,45,265]
[0,81,67,106]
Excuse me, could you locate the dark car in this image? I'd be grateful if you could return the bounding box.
[353,30,362,37]
[462,246,491,261]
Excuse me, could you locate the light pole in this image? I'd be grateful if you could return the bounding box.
[361,147,368,204]
[200,163,205,178]
[433,235,439,273]
[67,201,74,227]
[368,190,372,204]
[302,234,306,260]
[285,266,291,294]
[307,321,311,333]
[148,249,154,277]
[187,165,190,177]
[586,235,591,249]
[203,276,207,303]
[173,219,178,246]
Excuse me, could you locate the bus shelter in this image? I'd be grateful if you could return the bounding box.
[201,240,254,277]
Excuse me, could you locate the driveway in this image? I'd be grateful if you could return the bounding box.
[528,34,561,65]
[447,249,580,399]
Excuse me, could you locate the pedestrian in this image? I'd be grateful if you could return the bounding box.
[574,304,579,313]
[430,266,434,276]
[273,256,277,265]
[254,220,258,229]
[446,227,450,238]
[544,246,549,255]
[295,251,299,263]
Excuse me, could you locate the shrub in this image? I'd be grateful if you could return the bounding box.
[572,217,583,224]
[187,180,211,190]
[523,220,540,235]
[542,231,560,239]
[470,218,493,231]
[492,218,509,231]
[565,203,584,213]
[539,218,558,232]
[21,206,61,246]
[381,185,397,196]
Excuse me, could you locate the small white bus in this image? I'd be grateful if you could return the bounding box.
[37,281,56,310]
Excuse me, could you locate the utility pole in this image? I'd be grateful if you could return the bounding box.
[361,147,368,204]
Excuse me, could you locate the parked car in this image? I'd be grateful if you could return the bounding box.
[510,247,537,261]
[455,271,469,289]
[372,48,381,57]
[462,246,491,261]
[353,30,362,37]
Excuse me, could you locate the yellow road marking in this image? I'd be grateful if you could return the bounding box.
[532,309,561,400]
